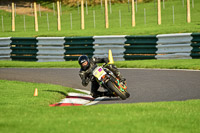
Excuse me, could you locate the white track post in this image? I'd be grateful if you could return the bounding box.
[39,4,41,17]
[8,4,10,11]
[163,0,165,9]
[109,0,112,14]
[15,4,16,17]
[119,10,121,27]
[172,5,175,24]
[132,0,135,27]
[187,0,191,23]
[2,16,4,32]
[192,0,194,8]
[47,13,49,31]
[12,2,15,32]
[101,0,103,13]
[86,0,88,15]
[93,10,96,29]
[81,0,85,30]
[53,3,55,15]
[136,0,137,12]
[70,13,73,30]
[34,2,38,32]
[57,0,61,31]
[77,1,80,14]
[31,3,34,15]
[144,8,146,25]
[105,0,109,29]
[128,0,130,12]
[60,1,62,16]
[24,15,26,31]
[158,0,161,25]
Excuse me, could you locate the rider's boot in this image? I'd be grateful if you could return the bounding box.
[91,91,104,98]
[92,91,117,98]
[102,91,117,97]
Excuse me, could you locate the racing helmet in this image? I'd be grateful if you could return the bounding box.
[78,55,90,70]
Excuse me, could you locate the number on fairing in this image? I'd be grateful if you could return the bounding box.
[93,67,106,80]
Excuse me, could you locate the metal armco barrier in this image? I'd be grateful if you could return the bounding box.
[93,35,126,61]
[0,37,11,60]
[0,33,199,62]
[64,37,94,61]
[191,33,200,59]
[37,37,65,62]
[124,36,158,60]
[10,38,38,61]
[156,33,193,59]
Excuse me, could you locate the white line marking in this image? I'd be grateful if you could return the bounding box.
[85,97,106,106]
[68,92,92,97]
[74,89,107,106]
[60,98,90,105]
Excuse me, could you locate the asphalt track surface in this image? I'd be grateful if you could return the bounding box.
[0,68,200,104]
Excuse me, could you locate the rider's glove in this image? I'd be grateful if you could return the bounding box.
[82,78,89,87]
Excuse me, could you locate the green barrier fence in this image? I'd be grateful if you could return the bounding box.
[64,37,95,61]
[10,38,38,61]
[124,36,158,60]
[191,33,200,59]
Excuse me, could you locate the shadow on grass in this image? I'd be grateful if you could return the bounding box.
[43,90,121,101]
[43,90,67,97]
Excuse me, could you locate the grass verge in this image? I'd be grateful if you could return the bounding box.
[0,80,199,133]
[0,0,200,37]
[0,59,200,70]
[116,59,200,70]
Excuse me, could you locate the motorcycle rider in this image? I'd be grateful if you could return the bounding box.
[78,55,126,98]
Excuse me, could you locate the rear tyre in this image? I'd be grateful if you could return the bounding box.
[107,81,127,100]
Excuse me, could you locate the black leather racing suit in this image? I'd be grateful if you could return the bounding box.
[79,57,124,98]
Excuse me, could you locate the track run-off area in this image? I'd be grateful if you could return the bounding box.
[0,68,200,104]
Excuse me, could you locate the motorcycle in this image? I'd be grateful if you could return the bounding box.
[91,63,130,100]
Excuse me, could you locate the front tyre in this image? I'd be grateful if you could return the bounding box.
[107,81,127,100]
[124,90,130,98]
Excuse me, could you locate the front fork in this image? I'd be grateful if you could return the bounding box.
[106,75,127,92]
[114,79,127,92]
[97,70,127,93]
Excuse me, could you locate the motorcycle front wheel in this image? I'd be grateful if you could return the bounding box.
[124,89,130,98]
[107,81,127,100]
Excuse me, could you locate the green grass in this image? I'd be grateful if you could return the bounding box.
[116,59,200,70]
[0,0,200,37]
[0,59,200,70]
[0,60,80,68]
[0,80,199,133]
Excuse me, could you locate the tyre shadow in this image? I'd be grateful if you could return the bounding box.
[43,90,67,97]
[97,97,120,101]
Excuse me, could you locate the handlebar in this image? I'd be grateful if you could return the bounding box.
[102,63,109,68]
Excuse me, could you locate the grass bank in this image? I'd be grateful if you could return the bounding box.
[0,0,200,37]
[0,59,200,70]
[0,80,199,133]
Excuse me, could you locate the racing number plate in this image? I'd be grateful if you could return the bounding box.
[93,67,106,80]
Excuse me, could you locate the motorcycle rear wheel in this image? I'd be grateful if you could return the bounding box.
[107,81,127,100]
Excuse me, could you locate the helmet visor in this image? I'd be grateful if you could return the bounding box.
[81,61,88,67]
